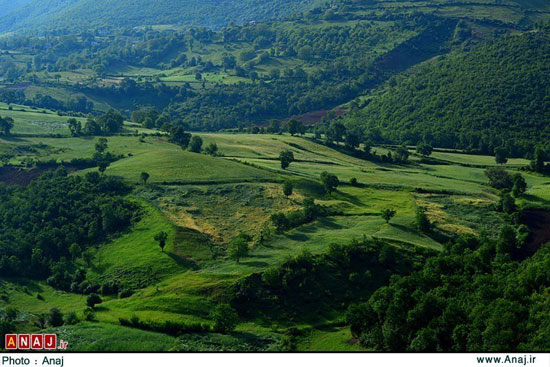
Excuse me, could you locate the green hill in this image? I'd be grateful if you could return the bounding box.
[344,30,550,157]
[0,0,327,33]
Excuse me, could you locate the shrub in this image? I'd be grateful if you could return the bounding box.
[86,294,102,309]
[47,308,64,327]
[211,304,239,334]
[64,312,79,325]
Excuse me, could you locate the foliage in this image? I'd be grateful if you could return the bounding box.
[345,32,550,158]
[86,294,102,309]
[346,237,550,351]
[381,209,396,224]
[320,171,339,194]
[211,304,239,334]
[282,181,293,197]
[279,150,295,170]
[227,234,250,263]
[189,136,203,153]
[0,169,137,281]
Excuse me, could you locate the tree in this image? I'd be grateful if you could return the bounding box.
[393,146,410,163]
[69,243,81,260]
[47,308,64,327]
[0,116,14,135]
[512,174,527,197]
[416,143,433,157]
[327,121,346,143]
[532,147,546,173]
[345,131,361,150]
[381,208,396,224]
[497,225,516,254]
[95,138,108,154]
[287,119,302,136]
[154,231,168,252]
[228,236,249,263]
[211,304,239,334]
[282,181,293,197]
[97,160,109,175]
[67,118,81,136]
[320,171,339,194]
[169,126,191,149]
[140,172,150,185]
[204,143,218,156]
[189,136,203,153]
[485,167,513,190]
[495,147,508,165]
[279,150,295,170]
[415,207,431,233]
[86,294,102,309]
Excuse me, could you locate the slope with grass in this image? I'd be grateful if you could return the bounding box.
[1,132,549,351]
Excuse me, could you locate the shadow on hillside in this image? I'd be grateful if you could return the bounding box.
[167,252,200,270]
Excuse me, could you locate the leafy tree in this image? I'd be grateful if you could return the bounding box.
[279,150,295,170]
[282,181,293,197]
[320,171,339,194]
[271,213,289,231]
[381,208,396,223]
[169,126,191,149]
[69,243,82,260]
[189,135,203,153]
[228,235,249,263]
[287,119,301,136]
[512,174,527,197]
[393,146,409,163]
[495,147,508,165]
[67,118,82,136]
[416,143,433,157]
[140,172,150,185]
[485,167,513,190]
[95,137,108,154]
[0,116,14,135]
[204,143,218,156]
[47,308,64,327]
[327,121,346,143]
[211,304,239,334]
[86,294,102,309]
[154,231,168,252]
[532,147,546,173]
[497,225,516,254]
[415,207,431,233]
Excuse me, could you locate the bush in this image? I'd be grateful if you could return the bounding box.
[211,304,239,334]
[415,207,431,233]
[119,316,210,336]
[47,308,64,327]
[64,312,79,325]
[485,167,513,190]
[118,288,134,299]
[86,293,102,309]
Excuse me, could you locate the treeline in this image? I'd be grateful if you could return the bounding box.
[0,168,138,280]
[346,234,550,351]
[0,90,94,114]
[343,31,550,158]
[230,239,432,319]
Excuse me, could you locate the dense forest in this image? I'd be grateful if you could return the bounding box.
[346,236,550,351]
[343,31,550,158]
[0,169,137,280]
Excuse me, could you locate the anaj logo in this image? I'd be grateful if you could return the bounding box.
[5,334,68,350]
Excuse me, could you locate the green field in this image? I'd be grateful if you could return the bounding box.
[1,131,549,351]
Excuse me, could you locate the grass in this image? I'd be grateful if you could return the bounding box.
[2,133,549,351]
[298,327,366,351]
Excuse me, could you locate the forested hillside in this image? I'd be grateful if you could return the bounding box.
[344,31,550,157]
[0,0,326,33]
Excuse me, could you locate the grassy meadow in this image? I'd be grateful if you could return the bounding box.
[1,125,550,351]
